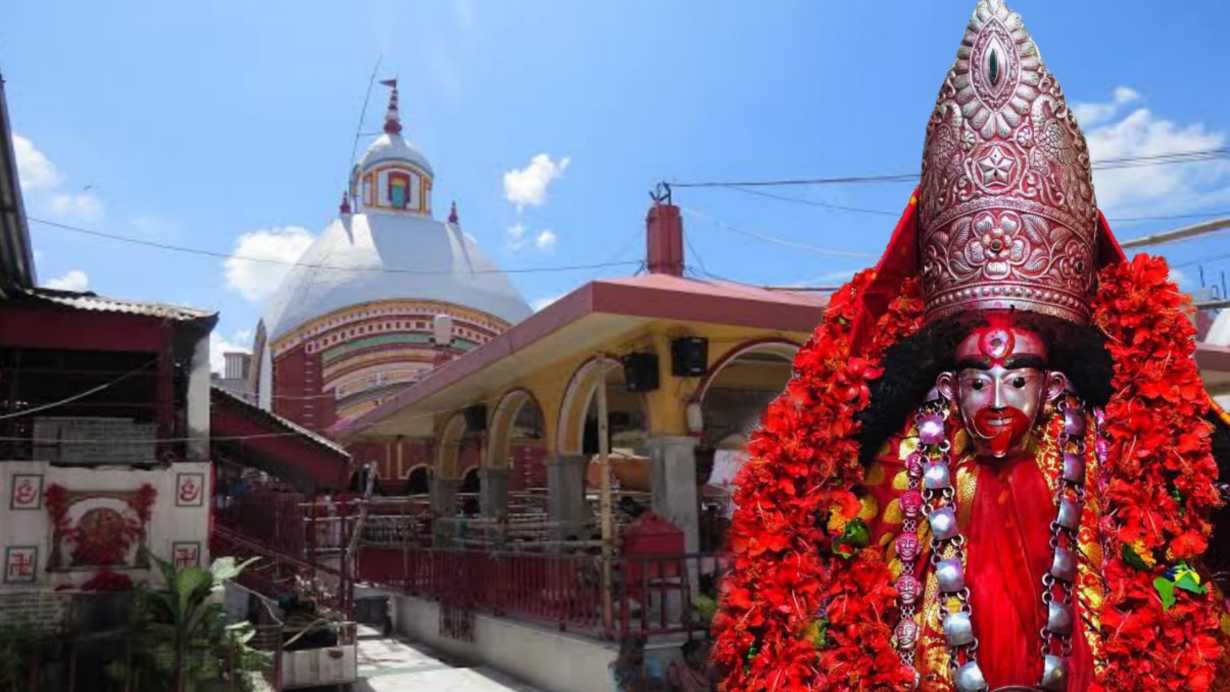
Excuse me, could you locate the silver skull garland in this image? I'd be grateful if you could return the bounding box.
[890,393,1107,692]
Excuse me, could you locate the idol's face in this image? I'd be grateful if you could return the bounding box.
[936,316,1068,459]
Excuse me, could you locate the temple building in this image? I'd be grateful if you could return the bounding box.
[251,82,531,439]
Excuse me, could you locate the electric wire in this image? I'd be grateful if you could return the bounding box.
[681,229,712,278]
[0,359,156,421]
[0,352,601,448]
[680,206,871,259]
[686,182,1230,225]
[722,184,899,217]
[26,216,640,276]
[667,146,1230,188]
[347,56,383,191]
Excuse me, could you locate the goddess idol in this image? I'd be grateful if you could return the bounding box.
[712,1,1230,690]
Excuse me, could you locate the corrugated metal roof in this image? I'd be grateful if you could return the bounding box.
[211,385,350,458]
[24,287,217,322]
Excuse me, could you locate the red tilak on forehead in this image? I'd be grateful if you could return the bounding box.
[958,313,1047,367]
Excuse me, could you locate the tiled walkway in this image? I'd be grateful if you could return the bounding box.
[353,628,543,691]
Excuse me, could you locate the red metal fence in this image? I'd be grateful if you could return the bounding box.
[211,490,728,640]
[396,549,607,634]
[210,516,356,614]
[369,547,729,639]
[614,553,730,638]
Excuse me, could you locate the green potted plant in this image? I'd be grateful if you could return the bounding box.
[107,552,266,692]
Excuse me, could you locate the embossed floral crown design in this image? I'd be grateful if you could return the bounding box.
[918,0,1098,326]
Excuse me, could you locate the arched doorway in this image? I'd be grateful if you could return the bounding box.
[487,389,548,515]
[693,339,798,551]
[553,357,651,534]
[557,357,649,459]
[694,340,797,447]
[404,464,430,495]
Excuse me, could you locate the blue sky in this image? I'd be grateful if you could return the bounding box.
[5,1,1230,370]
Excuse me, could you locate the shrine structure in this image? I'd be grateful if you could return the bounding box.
[251,80,532,467]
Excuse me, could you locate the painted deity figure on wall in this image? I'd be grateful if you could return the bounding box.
[712,1,1230,690]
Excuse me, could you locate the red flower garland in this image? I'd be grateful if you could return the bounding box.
[1092,255,1223,690]
[713,254,1225,690]
[711,271,922,690]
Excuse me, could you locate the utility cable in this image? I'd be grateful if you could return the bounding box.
[682,183,1230,226]
[26,217,639,276]
[0,359,156,421]
[680,206,871,259]
[668,146,1230,188]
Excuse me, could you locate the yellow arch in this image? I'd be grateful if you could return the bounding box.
[435,413,468,480]
[693,338,799,405]
[555,357,621,456]
[486,388,544,469]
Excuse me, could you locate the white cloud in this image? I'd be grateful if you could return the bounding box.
[530,294,564,312]
[1073,87,1230,215]
[49,192,105,223]
[44,269,89,292]
[12,134,62,191]
[506,223,558,253]
[210,331,252,375]
[1072,86,1139,128]
[506,223,528,250]
[224,226,315,302]
[503,154,570,210]
[534,229,557,252]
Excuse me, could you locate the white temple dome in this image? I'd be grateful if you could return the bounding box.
[262,212,531,342]
[253,78,533,420]
[261,78,531,343]
[358,133,433,177]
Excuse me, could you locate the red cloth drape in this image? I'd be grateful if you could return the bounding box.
[964,455,1093,690]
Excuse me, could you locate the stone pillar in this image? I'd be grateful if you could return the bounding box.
[479,467,510,518]
[430,477,460,547]
[546,454,591,540]
[646,436,700,553]
[430,477,460,515]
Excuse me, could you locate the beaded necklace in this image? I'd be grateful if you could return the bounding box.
[891,395,1106,692]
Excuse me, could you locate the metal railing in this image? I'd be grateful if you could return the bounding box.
[210,525,354,618]
[373,547,728,639]
[396,549,607,634]
[614,552,730,638]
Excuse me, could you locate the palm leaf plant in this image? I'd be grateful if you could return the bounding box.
[108,552,266,692]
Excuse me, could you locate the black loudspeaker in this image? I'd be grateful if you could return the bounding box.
[622,353,660,392]
[463,404,487,431]
[671,337,708,377]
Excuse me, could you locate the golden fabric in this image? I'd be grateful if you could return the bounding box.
[869,408,1109,689]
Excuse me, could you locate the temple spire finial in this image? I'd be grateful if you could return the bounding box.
[339,191,352,215]
[448,201,459,224]
[379,78,402,136]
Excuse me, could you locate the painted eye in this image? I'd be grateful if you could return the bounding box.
[971,380,986,391]
[1012,376,1027,389]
